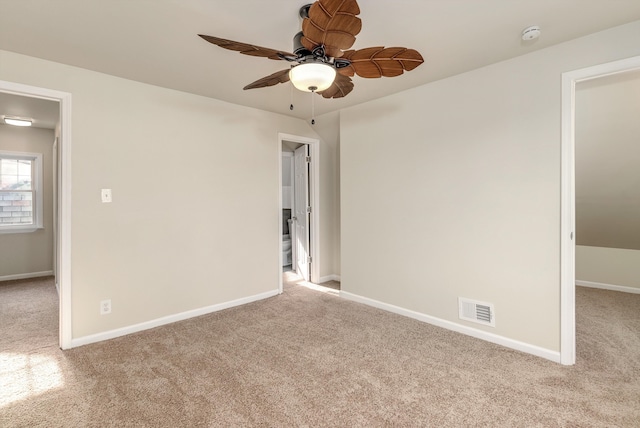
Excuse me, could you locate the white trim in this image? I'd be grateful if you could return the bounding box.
[340,291,560,363]
[560,69,576,366]
[0,225,42,234]
[278,133,321,293]
[0,80,73,350]
[576,280,640,295]
[560,55,640,366]
[0,270,54,282]
[70,289,279,348]
[319,274,341,283]
[59,92,72,349]
[278,141,283,289]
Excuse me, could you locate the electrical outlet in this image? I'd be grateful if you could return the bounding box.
[101,189,112,203]
[100,299,112,315]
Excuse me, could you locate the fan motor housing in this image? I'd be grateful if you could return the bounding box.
[293,31,311,56]
[299,4,312,19]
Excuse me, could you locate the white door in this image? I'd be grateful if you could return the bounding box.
[294,144,310,281]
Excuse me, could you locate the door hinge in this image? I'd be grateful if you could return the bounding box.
[305,156,311,163]
[308,256,312,263]
[306,206,312,213]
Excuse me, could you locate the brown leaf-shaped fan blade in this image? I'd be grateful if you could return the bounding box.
[339,47,424,78]
[301,0,362,58]
[243,69,291,90]
[319,74,354,99]
[198,35,294,60]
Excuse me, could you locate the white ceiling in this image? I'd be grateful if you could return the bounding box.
[1,1,640,121]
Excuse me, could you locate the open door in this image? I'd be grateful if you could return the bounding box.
[294,144,310,281]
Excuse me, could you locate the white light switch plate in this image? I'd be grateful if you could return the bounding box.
[101,189,112,203]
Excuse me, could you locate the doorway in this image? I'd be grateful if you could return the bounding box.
[0,80,72,349]
[560,54,640,365]
[278,133,320,293]
[282,143,311,280]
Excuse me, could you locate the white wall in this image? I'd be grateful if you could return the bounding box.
[340,21,640,354]
[312,111,341,279]
[0,49,336,340]
[281,152,293,210]
[575,70,640,250]
[576,245,640,291]
[0,125,54,278]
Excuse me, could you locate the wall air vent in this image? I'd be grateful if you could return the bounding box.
[458,298,495,327]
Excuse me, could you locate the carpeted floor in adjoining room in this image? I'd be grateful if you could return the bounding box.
[1,276,639,427]
[0,277,58,353]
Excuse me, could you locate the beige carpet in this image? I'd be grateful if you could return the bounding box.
[1,275,639,427]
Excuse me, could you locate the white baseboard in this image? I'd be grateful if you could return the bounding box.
[319,274,341,283]
[0,270,54,282]
[576,280,640,294]
[70,289,280,348]
[340,291,560,364]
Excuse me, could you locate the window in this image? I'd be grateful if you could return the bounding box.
[0,151,43,233]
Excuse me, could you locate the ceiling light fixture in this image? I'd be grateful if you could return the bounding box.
[289,62,336,93]
[3,116,33,127]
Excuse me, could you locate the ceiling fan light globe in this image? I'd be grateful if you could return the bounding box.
[289,63,336,92]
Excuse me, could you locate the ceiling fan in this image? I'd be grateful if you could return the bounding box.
[198,0,424,100]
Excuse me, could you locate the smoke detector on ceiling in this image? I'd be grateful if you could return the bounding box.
[522,25,541,41]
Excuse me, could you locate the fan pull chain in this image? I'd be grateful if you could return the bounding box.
[311,90,315,125]
[290,83,294,111]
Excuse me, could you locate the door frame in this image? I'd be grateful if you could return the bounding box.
[0,80,72,349]
[278,133,320,292]
[560,54,640,365]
